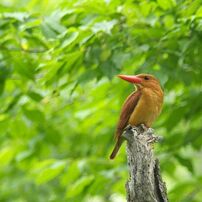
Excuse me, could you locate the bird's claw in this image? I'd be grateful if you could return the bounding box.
[140,124,148,132]
[123,124,164,144]
[122,130,133,142]
[124,125,133,131]
[146,127,155,136]
[123,125,139,142]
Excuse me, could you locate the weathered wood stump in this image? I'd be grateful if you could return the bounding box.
[122,125,168,202]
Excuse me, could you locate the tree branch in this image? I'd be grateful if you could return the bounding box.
[122,125,168,202]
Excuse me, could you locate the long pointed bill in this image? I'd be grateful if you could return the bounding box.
[117,74,142,83]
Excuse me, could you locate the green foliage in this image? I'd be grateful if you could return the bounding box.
[0,0,202,201]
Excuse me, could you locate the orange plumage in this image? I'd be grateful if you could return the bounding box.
[110,74,164,159]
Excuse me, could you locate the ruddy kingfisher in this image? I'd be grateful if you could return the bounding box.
[110,74,164,159]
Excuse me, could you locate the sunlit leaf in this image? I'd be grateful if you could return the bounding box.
[91,20,117,34]
[66,175,94,198]
[35,161,66,184]
[0,147,15,167]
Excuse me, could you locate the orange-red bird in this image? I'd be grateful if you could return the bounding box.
[110,74,164,159]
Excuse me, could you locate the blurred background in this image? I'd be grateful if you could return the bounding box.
[0,0,202,201]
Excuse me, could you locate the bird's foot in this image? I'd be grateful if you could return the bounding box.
[122,131,134,143]
[124,125,133,131]
[146,127,155,136]
[139,124,155,135]
[122,125,139,142]
[140,124,148,132]
[138,124,155,137]
[122,124,164,145]
[142,126,163,144]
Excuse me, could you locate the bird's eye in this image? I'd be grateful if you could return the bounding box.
[144,76,149,80]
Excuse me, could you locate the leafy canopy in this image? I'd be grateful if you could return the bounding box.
[0,0,202,201]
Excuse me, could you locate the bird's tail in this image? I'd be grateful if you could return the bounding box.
[109,138,124,159]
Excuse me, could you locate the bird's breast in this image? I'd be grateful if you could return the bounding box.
[128,88,163,127]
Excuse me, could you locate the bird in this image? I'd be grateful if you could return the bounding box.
[110,73,164,159]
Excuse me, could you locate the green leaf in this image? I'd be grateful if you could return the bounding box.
[175,155,194,173]
[66,175,94,198]
[4,93,22,113]
[157,0,176,10]
[41,23,58,39]
[163,15,175,28]
[99,61,119,79]
[196,6,202,17]
[3,12,29,21]
[92,20,117,34]
[22,107,45,123]
[35,161,66,185]
[41,9,66,39]
[61,31,79,48]
[16,150,33,162]
[27,91,43,102]
[78,69,98,83]
[61,161,80,186]
[0,147,15,167]
[184,0,202,16]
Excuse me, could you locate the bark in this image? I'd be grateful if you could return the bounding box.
[122,125,168,202]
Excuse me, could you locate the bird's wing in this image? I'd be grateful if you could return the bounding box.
[115,90,141,140]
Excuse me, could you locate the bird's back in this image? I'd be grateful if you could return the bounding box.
[115,90,141,140]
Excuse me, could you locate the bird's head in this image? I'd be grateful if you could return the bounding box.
[117,73,162,91]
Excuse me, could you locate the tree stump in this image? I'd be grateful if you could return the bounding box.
[122,125,168,202]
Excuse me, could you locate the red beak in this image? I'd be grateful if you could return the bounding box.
[117,74,142,83]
